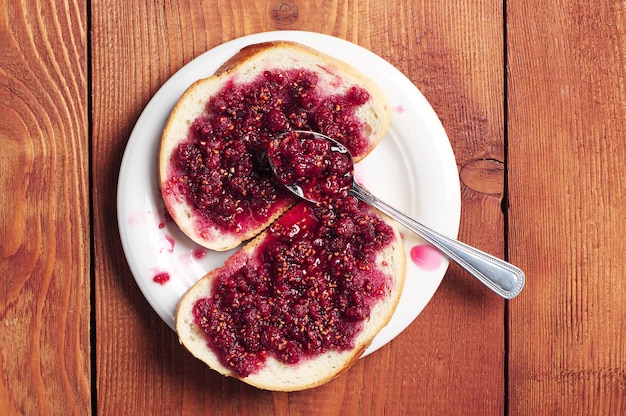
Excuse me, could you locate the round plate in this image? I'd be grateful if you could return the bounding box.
[117,31,460,356]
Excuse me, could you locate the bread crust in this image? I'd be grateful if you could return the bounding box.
[158,41,391,251]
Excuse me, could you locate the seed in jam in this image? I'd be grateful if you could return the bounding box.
[192,201,396,378]
[268,131,354,206]
[165,69,372,235]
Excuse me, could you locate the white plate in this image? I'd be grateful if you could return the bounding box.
[117,31,460,357]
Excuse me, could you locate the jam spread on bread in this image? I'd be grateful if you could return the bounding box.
[164,69,371,234]
[191,201,396,377]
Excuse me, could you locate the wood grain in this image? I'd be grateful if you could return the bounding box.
[507,0,626,414]
[91,1,506,414]
[0,0,90,415]
[2,0,625,414]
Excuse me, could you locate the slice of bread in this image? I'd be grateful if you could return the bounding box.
[176,201,406,391]
[159,41,391,251]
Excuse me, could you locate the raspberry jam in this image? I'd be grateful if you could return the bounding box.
[153,272,170,285]
[164,69,372,234]
[268,131,354,206]
[192,200,396,377]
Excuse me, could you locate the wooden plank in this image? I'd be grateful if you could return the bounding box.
[92,1,506,414]
[507,0,626,414]
[0,1,90,414]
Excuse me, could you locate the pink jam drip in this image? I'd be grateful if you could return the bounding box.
[177,248,209,267]
[128,209,160,228]
[192,248,207,259]
[157,235,175,253]
[410,244,443,271]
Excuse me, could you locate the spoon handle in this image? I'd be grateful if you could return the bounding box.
[350,183,525,299]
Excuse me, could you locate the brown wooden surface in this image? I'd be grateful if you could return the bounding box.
[507,1,626,414]
[0,1,91,415]
[1,0,624,414]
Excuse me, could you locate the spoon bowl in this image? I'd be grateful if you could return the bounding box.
[268,130,525,299]
[268,130,355,205]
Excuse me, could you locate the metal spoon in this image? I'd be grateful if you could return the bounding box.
[268,130,525,299]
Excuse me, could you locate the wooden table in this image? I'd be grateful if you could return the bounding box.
[2,1,625,414]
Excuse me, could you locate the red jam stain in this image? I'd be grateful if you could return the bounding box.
[153,272,170,285]
[178,248,209,267]
[192,199,396,378]
[192,248,207,259]
[410,244,442,271]
[268,131,353,205]
[165,69,372,235]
